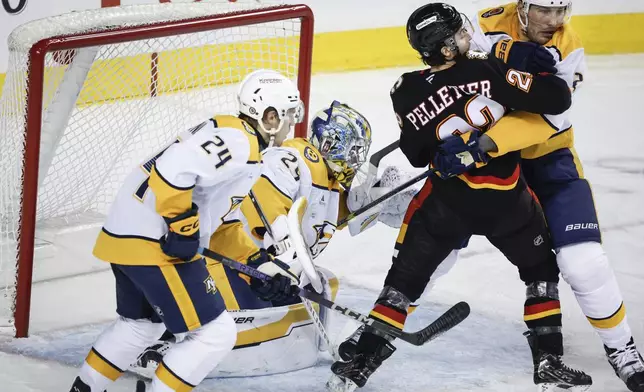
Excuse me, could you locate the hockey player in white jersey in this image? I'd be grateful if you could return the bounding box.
[134,101,418,378]
[422,1,644,390]
[69,68,304,392]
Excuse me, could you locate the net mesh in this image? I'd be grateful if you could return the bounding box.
[0,0,308,335]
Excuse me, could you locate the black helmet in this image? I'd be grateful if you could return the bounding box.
[407,3,464,65]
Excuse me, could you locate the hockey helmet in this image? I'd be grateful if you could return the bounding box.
[518,0,573,30]
[237,69,304,147]
[406,3,469,65]
[310,101,372,188]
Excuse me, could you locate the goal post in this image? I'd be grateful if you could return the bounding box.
[0,1,313,338]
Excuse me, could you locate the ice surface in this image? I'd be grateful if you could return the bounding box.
[0,54,642,391]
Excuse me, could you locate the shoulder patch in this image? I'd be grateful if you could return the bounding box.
[303,146,320,163]
[481,7,504,18]
[465,50,489,60]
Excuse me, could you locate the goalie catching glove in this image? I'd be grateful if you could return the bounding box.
[347,166,421,234]
[159,203,200,261]
[247,249,300,302]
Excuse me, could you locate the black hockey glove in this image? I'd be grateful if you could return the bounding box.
[247,249,299,302]
[159,203,200,261]
[493,39,557,75]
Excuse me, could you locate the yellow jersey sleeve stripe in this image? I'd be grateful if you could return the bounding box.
[212,115,262,164]
[85,347,123,382]
[156,361,195,391]
[486,112,557,157]
[240,176,293,239]
[159,265,202,331]
[149,165,194,218]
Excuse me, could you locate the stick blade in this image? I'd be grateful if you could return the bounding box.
[406,301,470,346]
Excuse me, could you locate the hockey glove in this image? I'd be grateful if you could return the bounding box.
[160,203,200,261]
[493,39,557,75]
[433,131,490,179]
[247,249,300,302]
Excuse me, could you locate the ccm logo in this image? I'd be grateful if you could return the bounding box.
[179,221,199,233]
[565,223,598,231]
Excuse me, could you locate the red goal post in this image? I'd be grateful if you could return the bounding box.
[0,2,313,338]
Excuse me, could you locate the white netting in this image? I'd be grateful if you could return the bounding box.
[0,0,308,335]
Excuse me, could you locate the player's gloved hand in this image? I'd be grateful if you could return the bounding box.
[247,249,300,302]
[160,203,200,261]
[494,39,557,75]
[433,131,490,179]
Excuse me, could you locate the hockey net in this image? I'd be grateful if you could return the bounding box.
[0,1,313,337]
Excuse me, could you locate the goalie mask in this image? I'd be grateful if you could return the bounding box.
[237,69,304,147]
[310,101,372,189]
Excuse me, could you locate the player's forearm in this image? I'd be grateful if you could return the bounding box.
[484,112,556,157]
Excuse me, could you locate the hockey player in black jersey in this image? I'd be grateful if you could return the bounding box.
[331,3,592,391]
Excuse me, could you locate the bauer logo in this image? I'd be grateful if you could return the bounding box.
[304,146,320,163]
[565,223,599,231]
[2,0,27,15]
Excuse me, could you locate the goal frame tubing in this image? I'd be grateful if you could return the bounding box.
[14,4,314,338]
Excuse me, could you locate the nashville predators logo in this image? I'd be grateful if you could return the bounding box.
[221,196,245,223]
[304,146,320,163]
[310,222,336,257]
[204,276,218,294]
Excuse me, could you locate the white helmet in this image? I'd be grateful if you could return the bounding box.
[518,0,572,30]
[237,69,304,147]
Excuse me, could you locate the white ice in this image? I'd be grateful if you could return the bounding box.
[0,53,643,391]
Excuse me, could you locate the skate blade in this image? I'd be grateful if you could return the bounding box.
[326,374,358,392]
[536,383,591,392]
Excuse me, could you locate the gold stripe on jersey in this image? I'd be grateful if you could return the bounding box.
[486,112,557,157]
[520,127,576,161]
[206,221,261,307]
[240,175,293,241]
[282,138,332,189]
[587,302,626,329]
[156,361,195,392]
[212,115,262,164]
[336,189,351,230]
[93,228,195,265]
[159,264,202,331]
[148,165,194,218]
[478,3,584,61]
[235,303,311,347]
[85,348,123,382]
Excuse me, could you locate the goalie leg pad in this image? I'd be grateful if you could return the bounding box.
[151,310,237,389]
[557,242,632,348]
[76,317,166,391]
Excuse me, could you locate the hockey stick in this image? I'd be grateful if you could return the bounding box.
[247,192,338,359]
[198,246,470,346]
[338,167,436,227]
[365,140,400,186]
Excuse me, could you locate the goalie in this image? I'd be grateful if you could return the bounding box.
[134,101,419,377]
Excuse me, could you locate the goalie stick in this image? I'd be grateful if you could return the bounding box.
[247,191,341,361]
[198,246,470,346]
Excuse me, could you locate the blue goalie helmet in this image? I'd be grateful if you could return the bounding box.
[310,101,372,188]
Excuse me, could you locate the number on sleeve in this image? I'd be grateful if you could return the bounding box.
[506,69,533,92]
[201,135,232,169]
[280,151,301,181]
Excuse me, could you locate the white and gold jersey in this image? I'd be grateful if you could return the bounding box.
[469,3,587,158]
[211,138,349,265]
[93,115,262,266]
